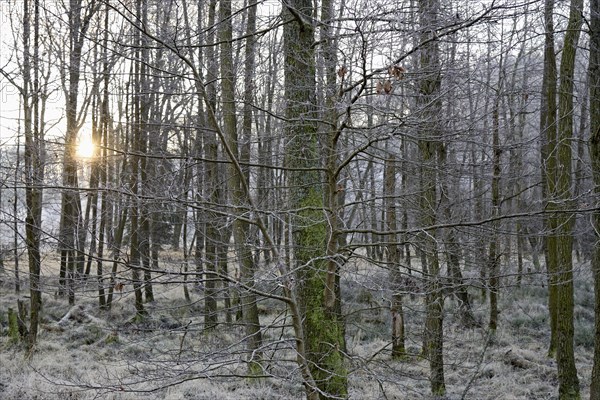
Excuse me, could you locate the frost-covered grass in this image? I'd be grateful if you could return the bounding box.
[0,254,595,399]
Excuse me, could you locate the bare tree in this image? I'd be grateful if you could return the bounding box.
[57,0,98,304]
[548,0,584,396]
[283,0,348,396]
[219,0,263,370]
[417,0,445,394]
[22,0,44,349]
[590,0,600,396]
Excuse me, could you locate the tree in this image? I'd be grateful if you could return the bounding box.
[488,68,502,332]
[540,0,559,358]
[22,0,44,349]
[549,0,583,396]
[219,0,263,369]
[95,1,111,309]
[384,146,406,358]
[2,0,599,397]
[417,0,445,394]
[591,0,600,396]
[202,0,221,330]
[283,0,347,397]
[57,0,98,305]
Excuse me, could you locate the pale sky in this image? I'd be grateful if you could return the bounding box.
[0,0,21,144]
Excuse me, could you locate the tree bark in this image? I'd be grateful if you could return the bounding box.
[203,0,220,330]
[488,92,501,332]
[22,0,45,349]
[417,0,445,394]
[540,0,559,357]
[384,151,406,358]
[221,0,264,369]
[58,0,97,305]
[283,0,347,397]
[551,0,583,396]
[590,0,600,397]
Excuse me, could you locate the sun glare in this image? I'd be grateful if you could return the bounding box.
[76,136,95,159]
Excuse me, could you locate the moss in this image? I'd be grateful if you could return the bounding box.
[299,251,347,396]
[247,360,263,377]
[392,352,410,362]
[284,17,348,391]
[8,308,19,344]
[130,311,147,324]
[103,331,120,345]
[292,188,348,398]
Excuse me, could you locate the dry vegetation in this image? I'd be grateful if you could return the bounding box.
[0,253,595,399]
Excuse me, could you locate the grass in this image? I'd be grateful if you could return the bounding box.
[0,253,595,399]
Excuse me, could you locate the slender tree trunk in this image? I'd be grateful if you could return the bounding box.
[59,0,96,305]
[540,0,559,357]
[14,110,21,294]
[139,0,154,305]
[97,3,110,308]
[283,0,347,397]
[128,0,148,319]
[180,0,206,296]
[106,207,128,309]
[321,0,347,354]
[551,0,583,396]
[488,93,501,332]
[203,0,220,330]
[417,0,445,394]
[439,162,476,326]
[385,152,405,358]
[590,0,600,396]
[220,0,264,369]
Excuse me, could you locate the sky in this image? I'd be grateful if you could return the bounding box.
[0,0,70,148]
[0,0,21,145]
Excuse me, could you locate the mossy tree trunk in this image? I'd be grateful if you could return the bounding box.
[590,0,600,397]
[550,0,583,397]
[283,0,347,397]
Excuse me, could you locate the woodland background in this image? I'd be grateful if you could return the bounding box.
[0,0,600,398]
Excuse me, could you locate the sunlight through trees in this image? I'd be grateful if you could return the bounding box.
[0,0,598,398]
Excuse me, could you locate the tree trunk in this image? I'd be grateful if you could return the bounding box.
[220,0,264,369]
[13,128,20,294]
[417,0,445,394]
[203,0,220,330]
[590,0,600,396]
[58,0,96,305]
[488,92,501,332]
[551,0,583,396]
[128,0,149,320]
[283,0,347,397]
[22,0,45,349]
[540,0,559,357]
[384,152,406,358]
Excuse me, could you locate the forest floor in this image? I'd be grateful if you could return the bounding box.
[0,252,595,399]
